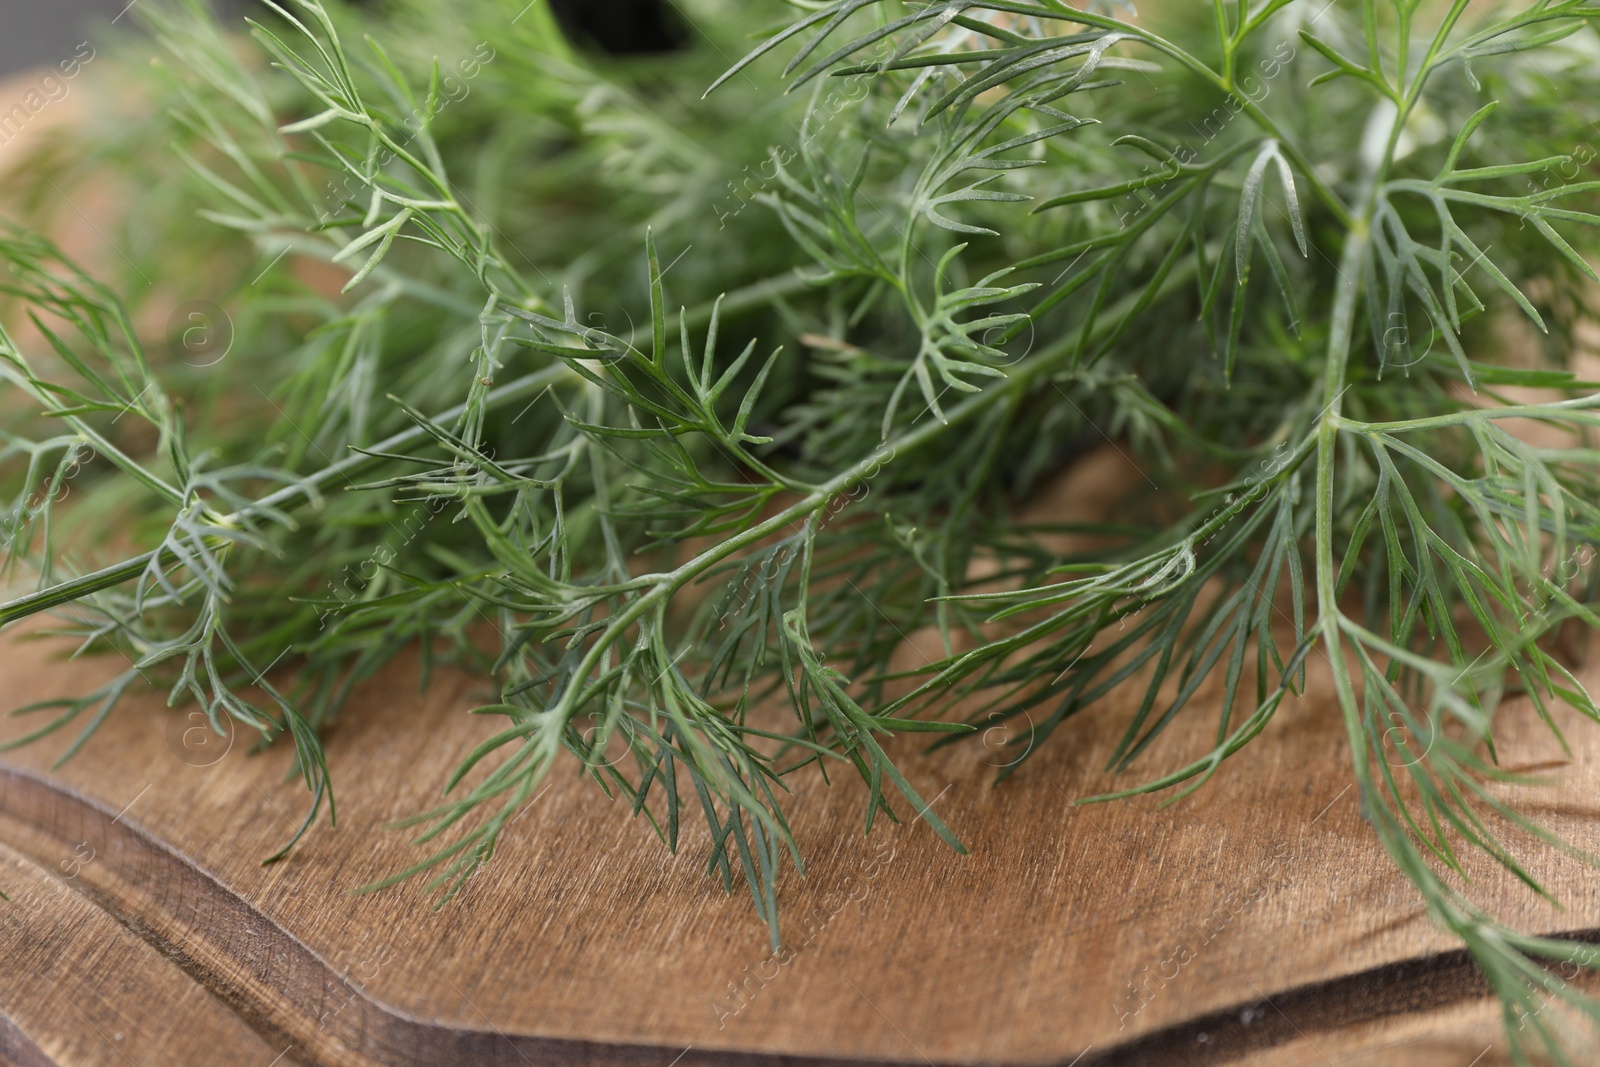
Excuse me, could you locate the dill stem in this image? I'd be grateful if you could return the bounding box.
[0,364,573,627]
[0,265,816,630]
[476,262,1203,792]
[1316,71,1416,808]
[1315,215,1373,809]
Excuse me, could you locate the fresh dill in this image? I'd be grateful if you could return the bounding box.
[3,0,1600,1056]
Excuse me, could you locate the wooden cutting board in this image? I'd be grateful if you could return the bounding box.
[4,450,1600,1067]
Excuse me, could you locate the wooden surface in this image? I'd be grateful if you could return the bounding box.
[3,449,1600,1067]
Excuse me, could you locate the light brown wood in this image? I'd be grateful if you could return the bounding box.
[3,454,1600,1067]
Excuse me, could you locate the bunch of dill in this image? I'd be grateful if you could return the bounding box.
[3,0,1600,1053]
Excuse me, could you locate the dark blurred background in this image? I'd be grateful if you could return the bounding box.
[0,1,246,77]
[0,0,679,78]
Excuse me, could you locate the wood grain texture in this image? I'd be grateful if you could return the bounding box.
[2,451,1599,1067]
[0,836,303,1067]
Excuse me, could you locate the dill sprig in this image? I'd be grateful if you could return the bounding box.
[4,0,1600,1054]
